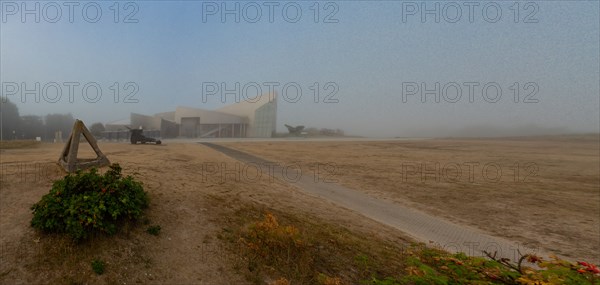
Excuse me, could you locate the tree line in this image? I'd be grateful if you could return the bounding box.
[0,97,105,141]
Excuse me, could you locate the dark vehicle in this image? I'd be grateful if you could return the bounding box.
[128,128,162,144]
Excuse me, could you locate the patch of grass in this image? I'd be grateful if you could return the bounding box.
[91,259,105,275]
[213,201,406,284]
[146,225,161,236]
[0,140,41,149]
[363,245,600,285]
[213,198,600,285]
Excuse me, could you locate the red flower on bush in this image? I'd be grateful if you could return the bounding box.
[577,261,600,274]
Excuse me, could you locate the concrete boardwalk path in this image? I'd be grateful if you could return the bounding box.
[202,143,547,262]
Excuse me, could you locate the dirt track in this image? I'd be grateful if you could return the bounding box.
[203,142,550,262]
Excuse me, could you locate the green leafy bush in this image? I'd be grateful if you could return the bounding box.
[91,259,105,275]
[146,225,161,236]
[31,164,149,241]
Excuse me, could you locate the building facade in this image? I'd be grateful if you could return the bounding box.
[105,92,277,138]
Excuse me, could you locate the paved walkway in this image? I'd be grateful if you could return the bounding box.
[202,143,548,262]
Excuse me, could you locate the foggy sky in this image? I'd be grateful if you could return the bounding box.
[1,1,598,137]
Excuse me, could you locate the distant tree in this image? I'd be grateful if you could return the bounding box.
[90,122,105,138]
[0,97,21,140]
[45,113,75,140]
[20,115,45,140]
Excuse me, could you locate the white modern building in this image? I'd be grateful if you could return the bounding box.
[105,92,277,138]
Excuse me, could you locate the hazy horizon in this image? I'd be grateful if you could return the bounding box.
[1,1,599,137]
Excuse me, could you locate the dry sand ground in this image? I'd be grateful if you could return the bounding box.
[0,141,410,284]
[0,135,598,284]
[226,135,600,264]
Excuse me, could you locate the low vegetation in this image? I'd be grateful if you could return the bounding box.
[216,203,405,284]
[30,164,149,241]
[91,259,105,275]
[146,225,161,236]
[367,246,600,285]
[218,204,600,285]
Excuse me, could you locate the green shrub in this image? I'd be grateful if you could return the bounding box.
[146,225,161,236]
[30,164,149,241]
[91,259,105,275]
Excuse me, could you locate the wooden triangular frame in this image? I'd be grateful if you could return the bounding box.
[58,120,110,172]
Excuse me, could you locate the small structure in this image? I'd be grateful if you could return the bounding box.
[284,124,305,136]
[58,120,110,173]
